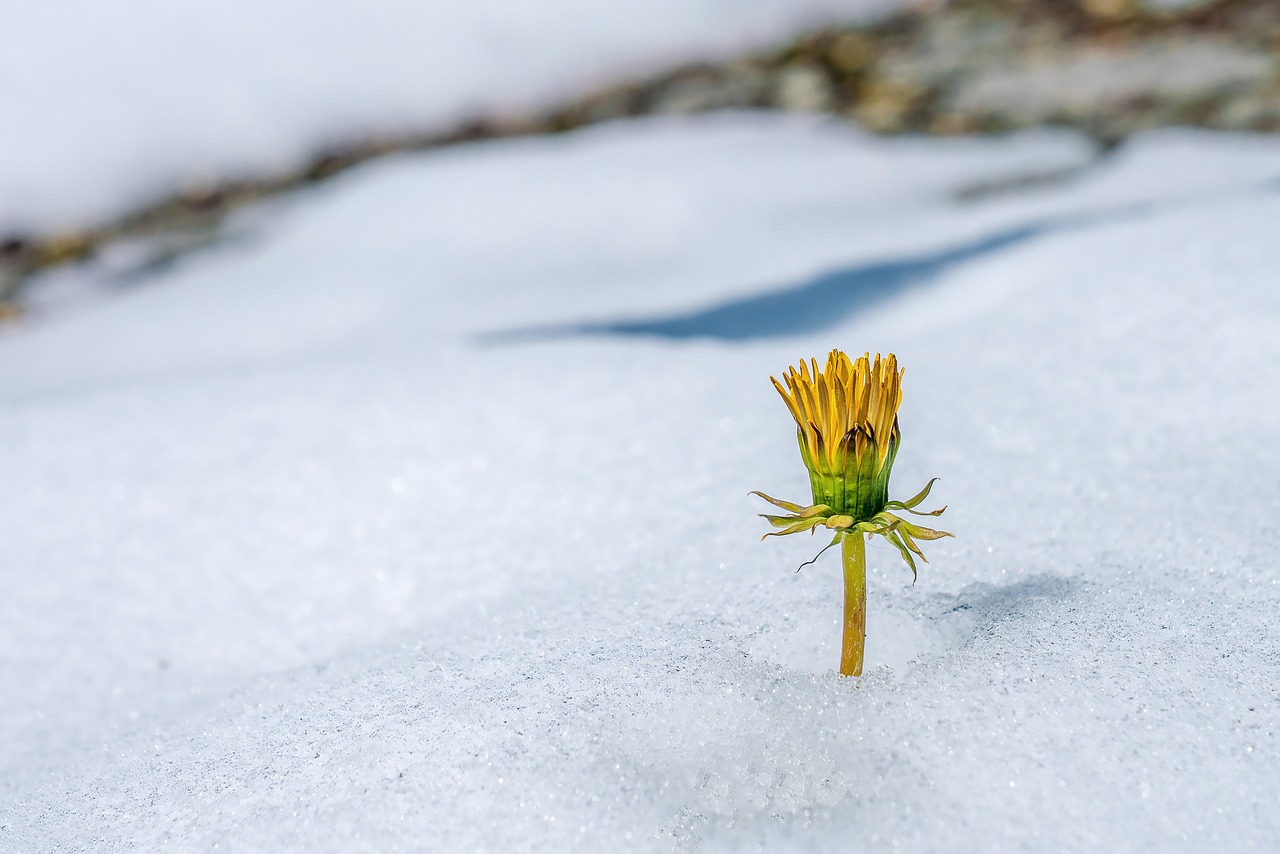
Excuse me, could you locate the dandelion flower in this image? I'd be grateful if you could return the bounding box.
[752,350,952,676]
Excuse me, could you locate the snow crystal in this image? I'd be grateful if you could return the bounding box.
[1,115,1278,851]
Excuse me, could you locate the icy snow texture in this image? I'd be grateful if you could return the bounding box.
[0,0,901,233]
[1,115,1279,851]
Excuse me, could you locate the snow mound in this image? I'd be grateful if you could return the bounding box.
[1,115,1278,851]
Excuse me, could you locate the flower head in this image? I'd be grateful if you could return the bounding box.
[752,349,951,580]
[772,350,902,520]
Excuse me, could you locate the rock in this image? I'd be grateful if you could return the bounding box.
[1141,0,1220,11]
[948,39,1275,128]
[574,90,637,124]
[772,64,835,113]
[852,80,928,132]
[827,32,874,76]
[1081,0,1140,21]
[36,232,93,265]
[649,66,770,113]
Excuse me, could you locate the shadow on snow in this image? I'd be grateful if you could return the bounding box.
[479,179,1280,345]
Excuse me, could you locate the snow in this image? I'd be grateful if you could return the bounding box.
[2,114,1279,851]
[0,0,902,233]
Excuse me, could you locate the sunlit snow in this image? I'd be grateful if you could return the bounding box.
[2,112,1278,850]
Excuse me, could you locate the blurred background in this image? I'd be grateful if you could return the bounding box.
[2,0,1276,314]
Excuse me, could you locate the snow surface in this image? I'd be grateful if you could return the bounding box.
[0,0,902,234]
[2,114,1280,851]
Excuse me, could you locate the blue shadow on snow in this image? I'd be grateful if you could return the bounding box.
[479,183,1276,345]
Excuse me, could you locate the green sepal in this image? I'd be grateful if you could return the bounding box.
[884,529,918,581]
[887,477,938,511]
[899,504,948,517]
[852,440,882,520]
[749,491,806,513]
[760,513,805,529]
[760,515,827,539]
[868,512,903,533]
[897,526,928,563]
[756,495,831,530]
[795,533,843,573]
[893,516,954,541]
[870,433,899,514]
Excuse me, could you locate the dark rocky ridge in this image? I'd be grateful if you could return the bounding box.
[2,0,1277,312]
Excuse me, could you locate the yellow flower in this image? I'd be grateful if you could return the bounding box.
[752,349,952,676]
[772,350,902,521]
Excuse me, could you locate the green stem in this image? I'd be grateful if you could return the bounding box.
[840,531,867,677]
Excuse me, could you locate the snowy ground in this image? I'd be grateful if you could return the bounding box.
[2,113,1279,851]
[0,0,902,233]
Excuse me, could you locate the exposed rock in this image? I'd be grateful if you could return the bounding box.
[7,0,1280,308]
[649,66,771,113]
[773,63,836,112]
[1081,0,1141,22]
[852,80,931,132]
[950,39,1275,129]
[828,32,875,75]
